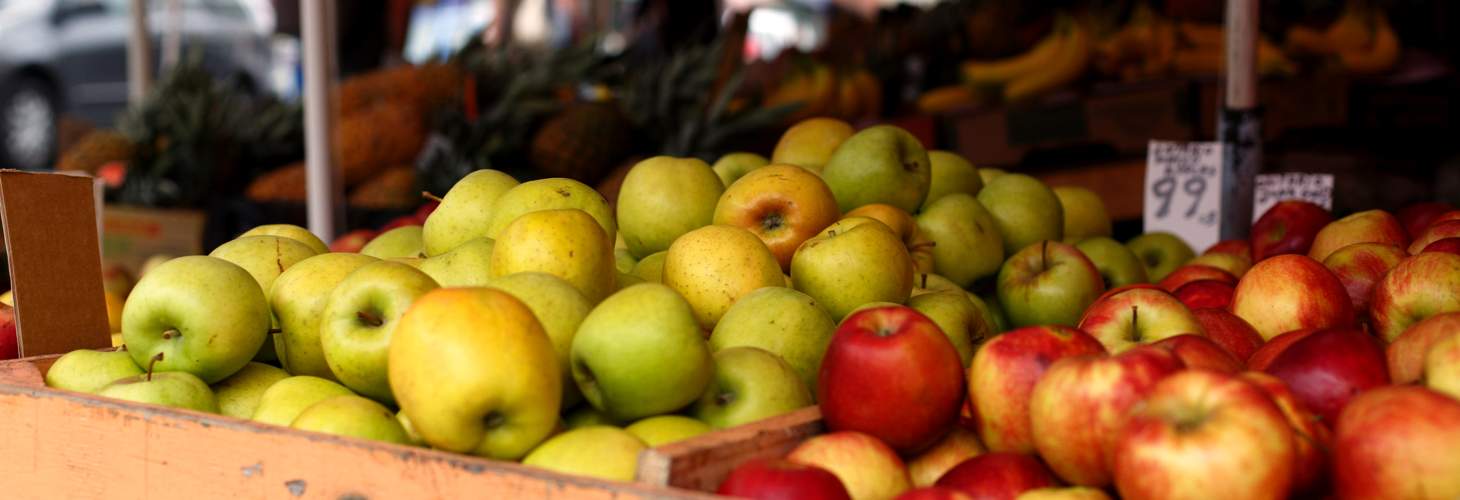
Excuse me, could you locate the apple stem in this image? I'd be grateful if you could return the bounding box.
[421,191,445,203]
[357,310,384,327]
[1130,305,1140,340]
[267,328,282,335]
[716,392,734,406]
[921,274,928,289]
[160,328,179,340]
[1041,241,1049,271]
[146,352,163,381]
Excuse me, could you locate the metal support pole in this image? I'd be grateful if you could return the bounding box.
[1219,0,1262,238]
[127,0,152,103]
[302,0,341,240]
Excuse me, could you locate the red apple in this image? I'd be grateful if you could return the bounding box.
[895,487,975,500]
[1091,283,1163,304]
[1191,308,1264,362]
[935,453,1056,500]
[1246,328,1320,371]
[1320,242,1407,318]
[1421,237,1460,255]
[1408,220,1460,254]
[1185,252,1252,278]
[1230,254,1355,341]
[414,199,440,223]
[1028,346,1184,486]
[1151,334,1241,373]
[1077,287,1205,353]
[1240,372,1333,495]
[0,303,16,360]
[329,229,378,253]
[100,263,135,298]
[1112,370,1296,500]
[1396,201,1453,240]
[1157,264,1237,292]
[1370,252,1460,342]
[1204,239,1251,261]
[1250,200,1333,262]
[1433,210,1460,226]
[820,306,965,454]
[908,427,985,488]
[718,458,853,500]
[968,326,1106,453]
[379,215,420,232]
[788,431,912,500]
[1387,312,1460,384]
[1333,386,1460,500]
[1308,209,1408,262]
[1261,327,1388,424]
[1014,487,1112,500]
[1172,280,1235,310]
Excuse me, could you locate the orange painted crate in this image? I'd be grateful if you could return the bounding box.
[0,354,723,499]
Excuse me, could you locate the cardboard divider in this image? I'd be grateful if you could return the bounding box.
[0,170,111,356]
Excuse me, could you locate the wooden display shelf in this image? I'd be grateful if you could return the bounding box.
[0,354,716,499]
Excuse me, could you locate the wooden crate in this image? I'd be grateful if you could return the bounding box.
[0,354,716,499]
[637,407,825,492]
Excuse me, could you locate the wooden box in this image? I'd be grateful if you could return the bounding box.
[0,354,716,499]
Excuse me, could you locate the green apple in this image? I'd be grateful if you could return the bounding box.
[390,288,561,459]
[485,178,616,242]
[290,395,411,445]
[422,169,519,256]
[1075,236,1150,288]
[632,251,667,283]
[625,415,712,446]
[98,371,219,413]
[489,272,593,408]
[693,347,812,428]
[209,235,319,361]
[921,150,983,212]
[251,375,355,426]
[44,349,143,393]
[908,291,992,365]
[491,209,617,303]
[616,271,645,290]
[713,152,769,187]
[572,283,715,421]
[821,125,932,213]
[321,260,439,404]
[270,253,378,379]
[997,240,1106,328]
[912,272,963,295]
[916,193,1004,287]
[1125,232,1196,282]
[771,118,854,174]
[977,173,1064,255]
[564,405,618,428]
[360,225,424,259]
[615,248,638,274]
[709,287,836,394]
[978,167,1007,186]
[976,291,1011,334]
[123,256,271,383]
[522,426,647,481]
[211,362,290,419]
[241,224,329,255]
[617,156,725,259]
[791,220,915,320]
[1054,186,1112,242]
[398,410,426,445]
[418,237,494,287]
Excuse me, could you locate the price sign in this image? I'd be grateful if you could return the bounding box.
[1253,173,1335,222]
[1144,141,1224,252]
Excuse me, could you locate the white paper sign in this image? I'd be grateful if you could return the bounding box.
[1144,141,1224,252]
[1253,173,1335,222]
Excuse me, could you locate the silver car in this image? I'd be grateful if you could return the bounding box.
[0,0,273,169]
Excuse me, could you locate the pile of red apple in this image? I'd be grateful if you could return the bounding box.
[719,200,1460,500]
[328,201,440,253]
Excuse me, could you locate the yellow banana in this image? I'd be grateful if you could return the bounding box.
[1172,39,1294,77]
[1338,14,1399,75]
[1004,21,1090,102]
[851,71,882,120]
[1285,25,1334,55]
[962,19,1072,85]
[1326,1,1373,52]
[1178,22,1225,48]
[836,73,863,120]
[916,85,982,113]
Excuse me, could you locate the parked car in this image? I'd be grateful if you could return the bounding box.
[0,0,273,169]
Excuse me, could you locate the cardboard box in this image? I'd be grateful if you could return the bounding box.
[101,205,207,274]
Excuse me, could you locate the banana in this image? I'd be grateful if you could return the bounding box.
[850,71,882,120]
[916,85,981,113]
[962,18,1073,85]
[1178,22,1225,48]
[1285,25,1334,55]
[1326,1,1374,52]
[1172,38,1294,77]
[1004,20,1091,102]
[1338,14,1399,75]
[836,73,863,120]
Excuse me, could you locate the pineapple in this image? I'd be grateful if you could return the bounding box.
[336,101,426,187]
[348,166,418,209]
[528,101,632,183]
[57,130,133,174]
[245,163,306,203]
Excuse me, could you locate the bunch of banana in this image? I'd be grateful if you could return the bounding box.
[959,14,1092,102]
[1097,6,1293,80]
[1285,2,1400,76]
[764,64,882,122]
[914,85,989,114]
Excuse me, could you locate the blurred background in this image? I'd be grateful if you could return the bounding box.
[1,0,1457,267]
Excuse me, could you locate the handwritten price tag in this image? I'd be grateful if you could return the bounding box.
[1253,173,1335,222]
[1144,141,1224,252]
